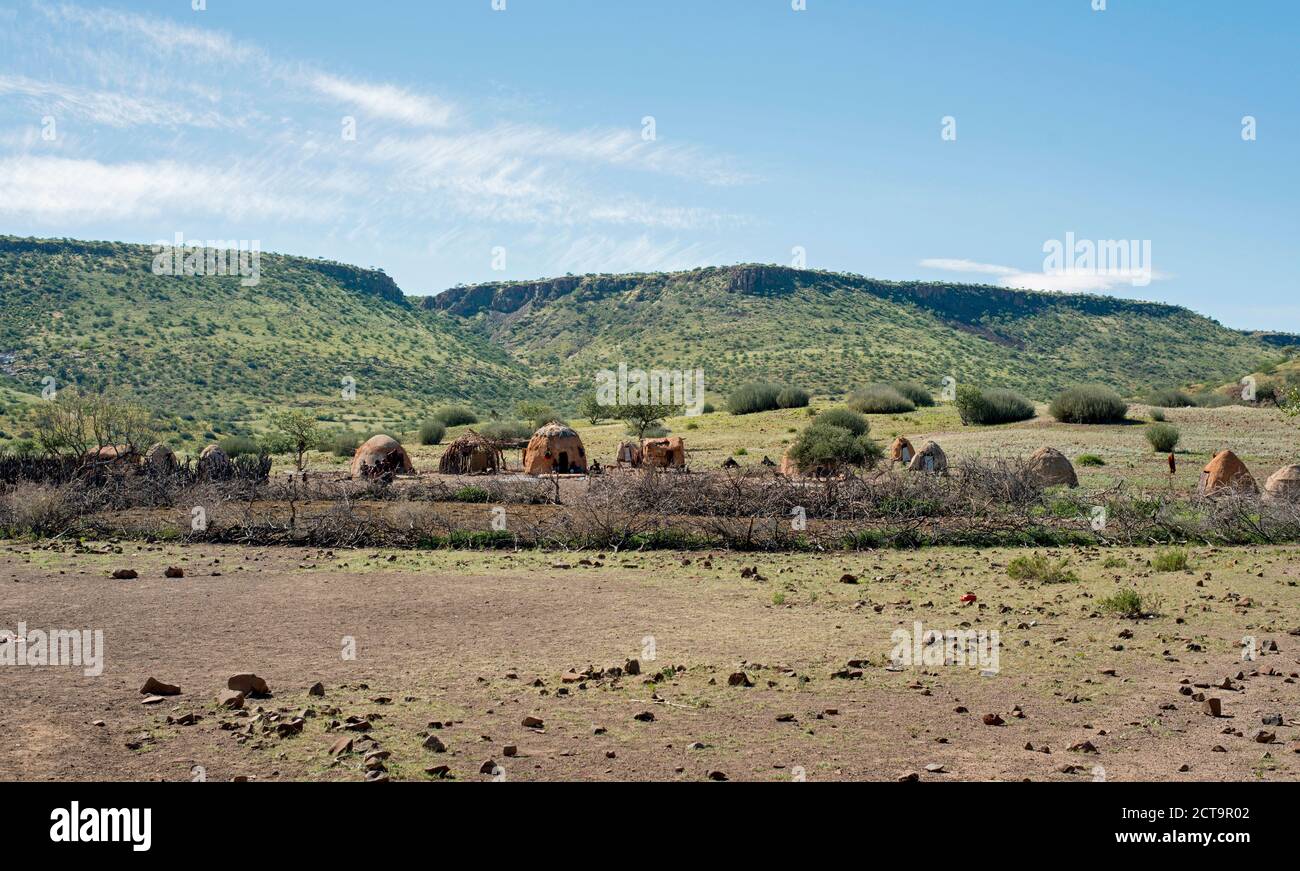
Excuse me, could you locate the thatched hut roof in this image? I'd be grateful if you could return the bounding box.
[438,429,504,475]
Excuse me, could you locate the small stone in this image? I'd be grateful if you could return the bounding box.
[521,716,544,729]
[216,689,245,709]
[897,771,920,782]
[423,735,447,753]
[982,713,1005,726]
[727,671,754,687]
[708,770,728,781]
[1261,713,1283,726]
[164,566,184,578]
[633,710,656,722]
[139,677,180,696]
[624,659,640,676]
[308,682,325,697]
[503,745,518,757]
[227,673,270,696]
[1202,698,1222,717]
[329,737,354,756]
[112,569,138,580]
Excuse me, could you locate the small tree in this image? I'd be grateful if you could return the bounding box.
[516,400,559,429]
[578,392,606,425]
[269,409,321,471]
[610,402,682,441]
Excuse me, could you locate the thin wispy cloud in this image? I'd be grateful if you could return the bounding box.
[1,0,751,275]
[921,257,1170,293]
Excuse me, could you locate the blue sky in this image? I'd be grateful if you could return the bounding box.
[0,0,1295,329]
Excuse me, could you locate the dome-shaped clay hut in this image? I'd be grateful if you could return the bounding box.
[522,422,587,475]
[198,444,232,480]
[890,436,915,465]
[350,434,415,479]
[907,440,947,474]
[1263,465,1300,502]
[1026,447,1078,488]
[615,441,642,468]
[438,430,503,475]
[641,436,686,469]
[143,443,177,475]
[1198,450,1257,498]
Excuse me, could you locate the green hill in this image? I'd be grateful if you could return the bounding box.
[423,264,1281,401]
[0,236,529,444]
[0,238,1284,448]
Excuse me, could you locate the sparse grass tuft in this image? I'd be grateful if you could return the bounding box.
[1006,553,1080,583]
[1151,547,1190,572]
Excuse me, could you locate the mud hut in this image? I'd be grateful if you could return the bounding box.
[615,441,642,468]
[890,436,915,465]
[143,443,177,475]
[1197,450,1257,498]
[1263,464,1300,502]
[350,434,415,479]
[438,430,503,475]
[198,444,232,480]
[522,422,587,475]
[641,436,686,469]
[1025,447,1078,488]
[907,440,948,474]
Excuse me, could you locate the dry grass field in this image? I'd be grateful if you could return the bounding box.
[2,539,1297,782]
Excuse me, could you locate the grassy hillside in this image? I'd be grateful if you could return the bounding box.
[0,236,530,445]
[0,238,1286,452]
[425,265,1280,401]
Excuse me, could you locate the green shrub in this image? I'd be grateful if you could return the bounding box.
[1101,556,1128,569]
[1149,408,1166,422]
[701,402,716,415]
[479,420,532,440]
[813,408,869,436]
[433,405,478,427]
[1151,547,1189,572]
[776,386,810,409]
[1006,554,1080,584]
[787,422,881,471]
[328,430,367,457]
[848,384,915,414]
[419,419,447,445]
[955,386,1036,426]
[733,447,748,456]
[451,486,491,503]
[1049,385,1129,424]
[891,381,936,407]
[1099,588,1157,618]
[1076,453,1105,467]
[1146,388,1196,408]
[218,435,261,457]
[727,383,783,415]
[1145,423,1180,452]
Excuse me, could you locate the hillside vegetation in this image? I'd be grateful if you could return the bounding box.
[0,237,1285,448]
[426,264,1277,401]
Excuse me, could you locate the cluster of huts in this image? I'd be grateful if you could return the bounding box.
[76,423,1300,504]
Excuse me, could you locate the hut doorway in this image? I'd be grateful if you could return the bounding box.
[558,451,569,471]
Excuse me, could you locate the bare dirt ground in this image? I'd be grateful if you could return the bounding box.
[1,539,1298,782]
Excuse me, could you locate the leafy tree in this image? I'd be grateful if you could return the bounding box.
[610,402,682,441]
[578,392,606,425]
[269,409,321,471]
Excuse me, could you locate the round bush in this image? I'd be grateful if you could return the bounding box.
[479,420,532,440]
[788,422,881,471]
[419,419,447,445]
[891,381,936,407]
[218,435,261,457]
[1145,422,1181,452]
[433,405,478,427]
[954,386,1036,426]
[727,383,782,415]
[813,407,869,436]
[1145,388,1196,408]
[1049,385,1129,424]
[328,430,366,457]
[848,384,915,414]
[776,386,810,409]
